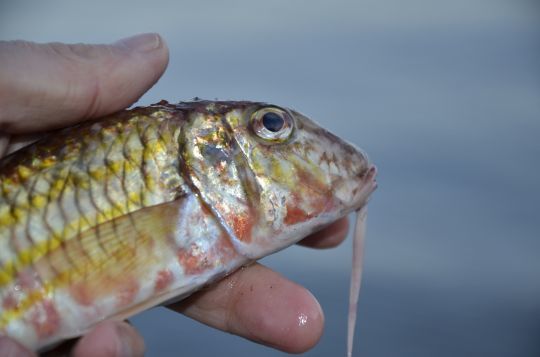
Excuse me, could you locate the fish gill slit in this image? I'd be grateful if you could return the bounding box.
[219,111,258,185]
[175,137,233,244]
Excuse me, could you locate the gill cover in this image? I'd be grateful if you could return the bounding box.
[180,102,372,259]
[179,106,259,257]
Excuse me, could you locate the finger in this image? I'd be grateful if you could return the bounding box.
[0,336,36,357]
[0,33,169,133]
[70,320,145,357]
[168,263,324,354]
[298,217,349,249]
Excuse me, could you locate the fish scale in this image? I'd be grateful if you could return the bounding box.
[0,100,376,353]
[0,109,182,285]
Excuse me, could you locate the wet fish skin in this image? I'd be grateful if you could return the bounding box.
[0,100,376,351]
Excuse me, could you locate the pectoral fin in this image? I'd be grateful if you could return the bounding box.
[36,200,182,307]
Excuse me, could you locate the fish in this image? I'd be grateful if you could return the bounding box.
[0,100,377,353]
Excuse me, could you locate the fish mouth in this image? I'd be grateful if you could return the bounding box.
[355,146,376,183]
[345,144,377,208]
[343,162,377,212]
[353,164,378,209]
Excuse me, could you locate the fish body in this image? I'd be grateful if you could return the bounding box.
[0,100,376,351]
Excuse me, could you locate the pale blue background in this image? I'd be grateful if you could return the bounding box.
[1,1,539,356]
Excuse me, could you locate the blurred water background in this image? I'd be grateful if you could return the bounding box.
[2,1,539,356]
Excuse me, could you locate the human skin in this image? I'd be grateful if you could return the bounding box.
[0,33,350,357]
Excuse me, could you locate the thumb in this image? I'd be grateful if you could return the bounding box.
[0,33,169,133]
[0,337,36,357]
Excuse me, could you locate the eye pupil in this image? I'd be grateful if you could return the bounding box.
[262,112,285,132]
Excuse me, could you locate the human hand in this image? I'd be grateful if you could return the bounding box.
[0,34,350,356]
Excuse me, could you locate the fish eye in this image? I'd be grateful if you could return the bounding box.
[262,112,284,132]
[251,107,294,142]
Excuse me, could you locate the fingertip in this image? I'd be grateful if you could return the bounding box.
[79,33,170,119]
[0,336,35,357]
[106,33,170,107]
[175,264,325,353]
[114,33,165,54]
[72,321,145,357]
[231,275,325,353]
[117,33,170,72]
[298,217,349,249]
[115,321,146,357]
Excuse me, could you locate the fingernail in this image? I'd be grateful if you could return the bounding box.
[115,33,162,53]
[116,322,145,357]
[0,337,34,357]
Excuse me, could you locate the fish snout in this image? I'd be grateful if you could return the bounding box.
[352,164,378,209]
[331,147,377,213]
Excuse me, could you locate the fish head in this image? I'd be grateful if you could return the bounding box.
[180,101,377,259]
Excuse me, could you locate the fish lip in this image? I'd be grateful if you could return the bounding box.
[359,164,377,184]
[364,164,378,192]
[351,144,376,190]
[328,162,377,217]
[350,164,378,212]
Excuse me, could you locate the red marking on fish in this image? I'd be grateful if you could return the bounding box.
[212,232,240,264]
[116,278,140,307]
[154,269,174,293]
[229,213,253,242]
[69,283,95,307]
[284,205,313,225]
[30,300,60,339]
[177,245,211,275]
